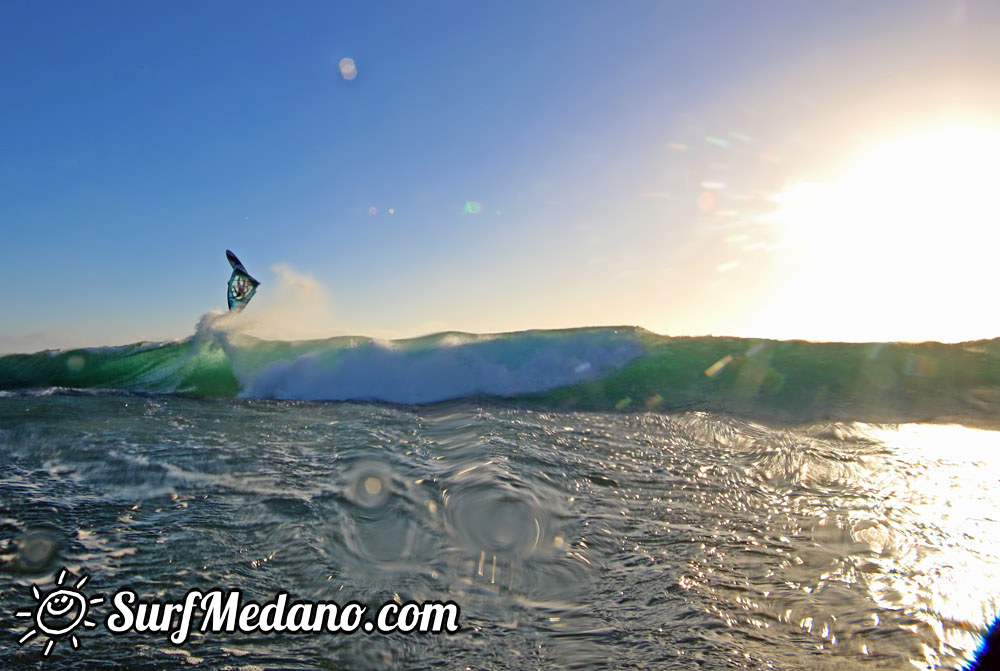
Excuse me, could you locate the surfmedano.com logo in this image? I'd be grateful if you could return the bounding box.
[15,567,460,658]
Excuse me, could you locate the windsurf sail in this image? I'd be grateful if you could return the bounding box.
[226,250,260,311]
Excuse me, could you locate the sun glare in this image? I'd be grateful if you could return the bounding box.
[755,120,1000,342]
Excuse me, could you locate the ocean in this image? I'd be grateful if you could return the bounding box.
[1,322,998,669]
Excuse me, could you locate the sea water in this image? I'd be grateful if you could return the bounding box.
[1,325,998,669]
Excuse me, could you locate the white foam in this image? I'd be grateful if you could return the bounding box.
[230,330,645,404]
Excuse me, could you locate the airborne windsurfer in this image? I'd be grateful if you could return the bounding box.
[226,250,260,311]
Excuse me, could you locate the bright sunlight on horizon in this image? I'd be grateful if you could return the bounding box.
[741,118,1000,343]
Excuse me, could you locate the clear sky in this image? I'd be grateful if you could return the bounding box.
[3,0,1000,352]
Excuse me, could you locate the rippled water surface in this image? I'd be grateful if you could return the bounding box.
[1,393,997,669]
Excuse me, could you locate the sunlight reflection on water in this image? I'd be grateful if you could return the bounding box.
[1,396,998,669]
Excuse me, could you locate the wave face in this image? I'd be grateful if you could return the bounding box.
[0,327,646,404]
[226,328,645,403]
[2,326,999,426]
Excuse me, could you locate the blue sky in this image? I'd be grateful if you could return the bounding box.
[3,1,1000,351]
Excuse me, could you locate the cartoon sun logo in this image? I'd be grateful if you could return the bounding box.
[15,567,103,657]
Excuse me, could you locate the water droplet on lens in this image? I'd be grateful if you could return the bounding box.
[12,528,63,575]
[444,483,546,556]
[344,462,393,510]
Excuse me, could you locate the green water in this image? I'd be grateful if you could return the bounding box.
[3,328,999,428]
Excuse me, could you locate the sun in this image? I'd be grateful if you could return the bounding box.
[15,567,104,657]
[753,119,1000,342]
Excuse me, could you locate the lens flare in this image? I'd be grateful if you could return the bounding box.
[338,57,357,80]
